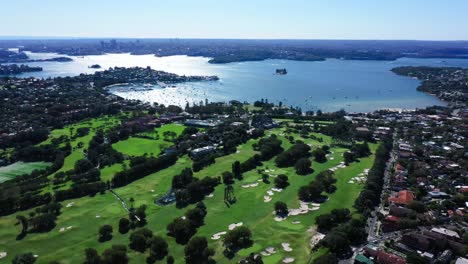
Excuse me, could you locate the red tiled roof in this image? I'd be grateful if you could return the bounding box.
[377,251,406,264]
[388,190,415,205]
[385,215,401,222]
[395,164,405,171]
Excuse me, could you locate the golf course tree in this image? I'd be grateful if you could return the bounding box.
[171,167,219,207]
[313,252,338,264]
[223,226,253,257]
[274,201,289,217]
[232,161,242,180]
[111,153,178,187]
[185,202,208,228]
[25,202,62,235]
[343,151,354,165]
[166,255,175,264]
[84,248,101,264]
[146,236,169,263]
[275,141,311,168]
[255,135,283,161]
[315,170,337,193]
[343,142,372,165]
[298,182,323,202]
[98,224,113,242]
[316,208,351,231]
[320,231,351,258]
[274,174,289,189]
[167,202,208,244]
[15,215,28,240]
[134,205,148,227]
[239,154,262,173]
[222,171,235,185]
[312,148,327,163]
[240,253,264,264]
[167,218,197,245]
[129,228,153,252]
[118,218,131,234]
[294,157,313,175]
[354,137,392,217]
[192,153,216,172]
[101,244,129,264]
[12,252,36,264]
[184,236,215,264]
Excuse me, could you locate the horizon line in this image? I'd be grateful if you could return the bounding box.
[1,35,468,42]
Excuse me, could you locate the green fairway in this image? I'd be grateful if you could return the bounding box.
[0,123,378,264]
[113,124,185,157]
[0,162,52,183]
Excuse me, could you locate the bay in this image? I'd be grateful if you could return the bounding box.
[7,51,468,112]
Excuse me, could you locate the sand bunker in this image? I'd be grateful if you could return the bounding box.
[274,216,286,222]
[264,196,272,203]
[265,247,276,254]
[291,220,301,224]
[281,243,293,252]
[211,231,227,240]
[0,252,7,259]
[228,222,243,230]
[66,202,74,208]
[310,232,326,248]
[283,257,295,263]
[206,193,214,198]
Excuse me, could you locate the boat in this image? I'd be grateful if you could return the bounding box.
[275,68,287,75]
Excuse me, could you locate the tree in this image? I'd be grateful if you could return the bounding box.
[129,228,153,252]
[240,253,263,264]
[166,256,174,264]
[118,218,131,234]
[148,236,168,261]
[222,171,235,185]
[232,161,242,180]
[295,158,312,175]
[84,248,101,264]
[343,152,354,165]
[298,182,323,202]
[186,206,207,228]
[322,232,350,257]
[12,253,36,264]
[99,225,113,242]
[274,201,288,216]
[313,149,327,163]
[16,215,28,240]
[407,201,426,213]
[75,159,95,174]
[313,252,338,264]
[135,205,147,226]
[274,174,289,189]
[223,226,253,252]
[101,245,128,264]
[184,237,215,264]
[167,218,196,245]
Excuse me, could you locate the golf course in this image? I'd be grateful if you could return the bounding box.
[0,115,377,264]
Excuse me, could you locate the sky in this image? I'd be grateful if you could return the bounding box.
[2,0,468,40]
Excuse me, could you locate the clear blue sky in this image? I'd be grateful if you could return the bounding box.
[2,0,468,40]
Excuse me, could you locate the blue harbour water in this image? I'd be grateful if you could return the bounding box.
[8,52,468,112]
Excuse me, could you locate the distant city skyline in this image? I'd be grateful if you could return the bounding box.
[2,0,468,40]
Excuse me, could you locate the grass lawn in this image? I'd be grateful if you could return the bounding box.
[0,162,52,183]
[113,124,185,157]
[0,123,377,264]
